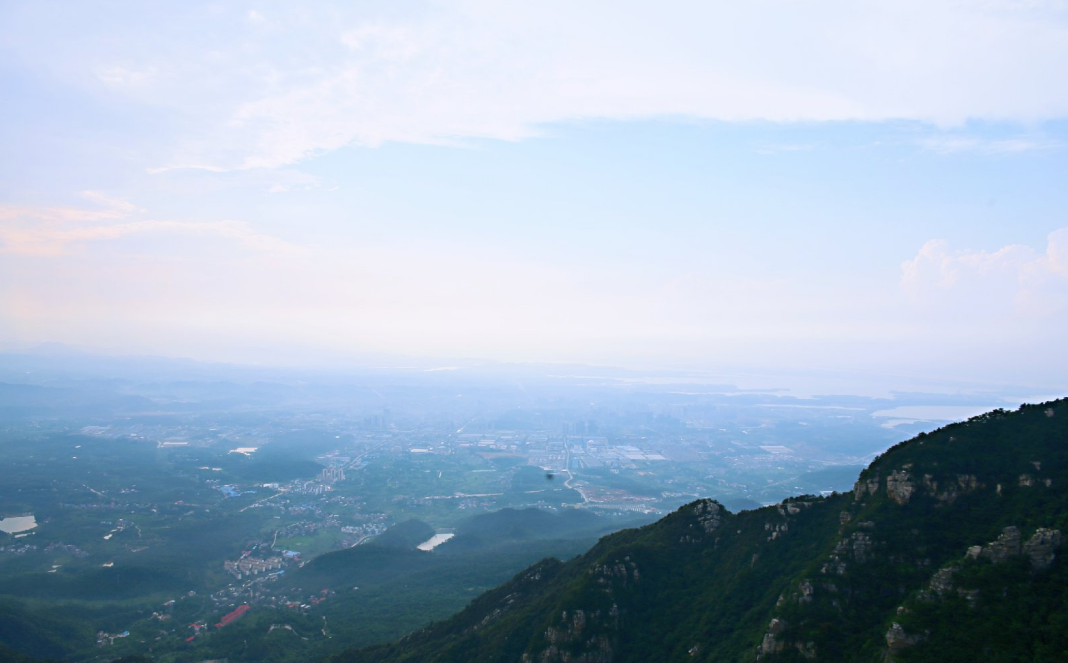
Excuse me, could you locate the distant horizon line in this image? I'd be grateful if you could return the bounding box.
[1,341,1065,403]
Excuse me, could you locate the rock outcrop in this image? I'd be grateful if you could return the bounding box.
[886,469,914,504]
[1023,528,1063,570]
[981,526,1022,563]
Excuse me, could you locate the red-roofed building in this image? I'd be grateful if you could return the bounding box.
[215,604,250,627]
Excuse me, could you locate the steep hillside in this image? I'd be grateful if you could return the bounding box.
[329,399,1068,663]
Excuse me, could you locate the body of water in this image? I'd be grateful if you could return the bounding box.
[417,532,455,551]
[0,515,37,534]
[872,405,1005,422]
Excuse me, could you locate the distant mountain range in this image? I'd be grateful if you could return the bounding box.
[324,398,1068,663]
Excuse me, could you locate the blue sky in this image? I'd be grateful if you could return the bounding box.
[2,1,1067,393]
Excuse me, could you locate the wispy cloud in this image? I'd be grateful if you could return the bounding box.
[145,164,231,175]
[0,195,302,257]
[10,1,1066,171]
[917,136,1063,154]
[0,191,139,224]
[94,65,157,87]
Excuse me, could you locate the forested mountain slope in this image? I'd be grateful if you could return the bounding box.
[330,399,1068,663]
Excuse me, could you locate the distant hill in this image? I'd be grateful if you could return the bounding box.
[328,398,1068,663]
[0,382,156,419]
[373,519,437,550]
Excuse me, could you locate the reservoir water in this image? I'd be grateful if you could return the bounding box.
[417,532,455,551]
[0,515,37,534]
[872,405,1005,422]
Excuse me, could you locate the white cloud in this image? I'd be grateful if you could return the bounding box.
[12,0,1067,170]
[901,228,1068,317]
[192,0,1068,168]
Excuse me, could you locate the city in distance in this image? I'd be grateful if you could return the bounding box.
[0,349,1034,663]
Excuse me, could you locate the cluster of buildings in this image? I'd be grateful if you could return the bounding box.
[43,542,89,558]
[283,588,333,611]
[95,630,130,646]
[290,480,328,496]
[0,543,37,555]
[223,555,283,579]
[320,466,346,483]
[185,620,208,641]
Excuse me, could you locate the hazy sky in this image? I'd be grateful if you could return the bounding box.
[2,1,1067,390]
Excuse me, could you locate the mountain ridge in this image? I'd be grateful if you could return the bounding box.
[328,399,1068,663]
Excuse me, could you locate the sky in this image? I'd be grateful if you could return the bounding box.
[1,1,1068,393]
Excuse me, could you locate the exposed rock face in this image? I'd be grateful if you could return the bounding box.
[957,474,980,491]
[588,558,640,590]
[886,470,914,504]
[923,473,983,503]
[854,473,880,500]
[757,618,787,656]
[928,566,957,596]
[537,610,614,663]
[852,532,873,562]
[692,500,723,533]
[535,635,613,663]
[821,530,875,577]
[885,622,924,653]
[856,467,982,505]
[821,558,847,576]
[833,531,873,563]
[919,563,981,606]
[981,526,1022,563]
[571,610,586,634]
[963,526,1061,570]
[1023,528,1063,570]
